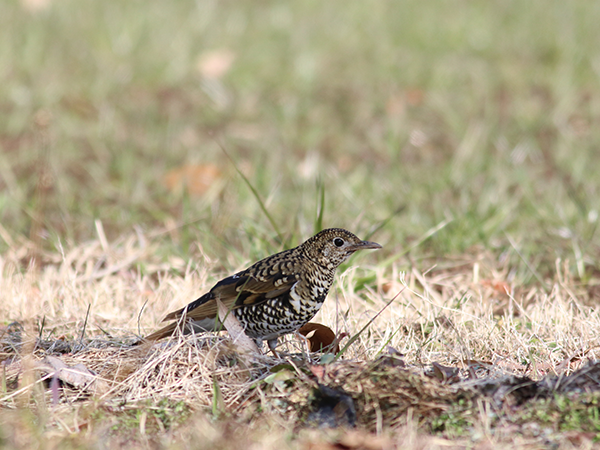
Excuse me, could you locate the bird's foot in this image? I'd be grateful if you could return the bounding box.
[294,331,313,361]
[267,338,281,358]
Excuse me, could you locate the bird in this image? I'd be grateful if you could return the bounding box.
[143,228,381,353]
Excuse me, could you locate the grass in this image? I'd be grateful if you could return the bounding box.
[2,0,600,448]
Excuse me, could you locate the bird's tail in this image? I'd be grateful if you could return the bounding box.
[139,315,221,344]
[142,321,181,342]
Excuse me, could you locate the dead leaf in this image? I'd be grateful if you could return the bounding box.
[374,353,406,370]
[20,0,52,12]
[381,281,394,294]
[385,88,424,119]
[430,362,460,384]
[37,356,109,395]
[481,279,511,295]
[462,359,494,368]
[386,94,406,117]
[308,365,326,382]
[196,50,235,79]
[163,163,222,197]
[263,369,295,390]
[563,430,595,447]
[337,430,395,450]
[298,323,343,353]
[406,87,424,106]
[461,359,494,379]
[336,155,355,173]
[386,346,404,357]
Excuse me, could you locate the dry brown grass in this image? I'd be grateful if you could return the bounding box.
[2,229,600,448]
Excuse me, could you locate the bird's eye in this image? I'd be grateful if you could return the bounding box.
[333,237,344,247]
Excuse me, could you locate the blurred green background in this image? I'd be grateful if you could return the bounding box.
[1,0,599,282]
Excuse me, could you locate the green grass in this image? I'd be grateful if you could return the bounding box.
[1,0,599,279]
[2,0,600,448]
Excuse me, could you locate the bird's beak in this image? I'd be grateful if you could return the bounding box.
[349,240,382,252]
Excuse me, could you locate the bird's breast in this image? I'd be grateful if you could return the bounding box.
[292,269,333,307]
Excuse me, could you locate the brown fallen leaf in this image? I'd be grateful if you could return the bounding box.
[337,429,395,450]
[196,50,236,79]
[481,279,511,295]
[431,362,460,384]
[20,0,52,12]
[163,163,223,197]
[37,356,109,395]
[381,281,394,294]
[298,323,345,354]
[406,87,425,106]
[308,364,326,382]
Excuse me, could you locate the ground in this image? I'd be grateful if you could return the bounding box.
[1,0,600,448]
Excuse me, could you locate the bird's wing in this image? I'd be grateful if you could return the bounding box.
[164,270,299,322]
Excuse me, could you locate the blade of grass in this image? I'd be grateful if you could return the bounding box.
[137,299,149,338]
[335,287,405,360]
[212,377,224,418]
[364,204,406,241]
[372,324,405,359]
[505,232,550,290]
[79,303,91,344]
[315,177,325,233]
[379,218,453,268]
[1,365,6,394]
[216,140,284,245]
[38,315,46,341]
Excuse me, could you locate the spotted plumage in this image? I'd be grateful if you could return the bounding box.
[144,228,381,353]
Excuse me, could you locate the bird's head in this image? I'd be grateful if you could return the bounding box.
[301,228,382,269]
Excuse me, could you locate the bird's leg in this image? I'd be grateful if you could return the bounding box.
[267,338,280,358]
[294,331,312,361]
